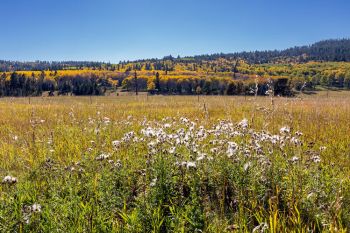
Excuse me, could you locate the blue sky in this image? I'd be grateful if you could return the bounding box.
[1,0,349,62]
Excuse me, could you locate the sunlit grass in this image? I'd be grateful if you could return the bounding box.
[0,93,350,232]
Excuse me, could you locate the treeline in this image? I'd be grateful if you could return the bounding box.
[122,73,292,96]
[0,61,109,72]
[0,72,112,97]
[238,62,350,89]
[0,71,294,97]
[185,39,350,63]
[120,39,350,65]
[1,39,350,72]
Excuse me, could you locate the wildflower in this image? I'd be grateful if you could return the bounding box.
[164,123,171,128]
[121,131,135,142]
[295,131,303,136]
[289,156,299,163]
[2,175,17,184]
[243,162,251,171]
[196,153,206,161]
[207,156,214,161]
[31,203,42,213]
[252,222,268,233]
[87,147,93,152]
[179,161,187,167]
[238,118,248,129]
[112,140,121,149]
[271,135,280,144]
[290,137,302,146]
[168,147,176,154]
[310,155,321,163]
[280,126,290,134]
[150,178,157,187]
[186,161,197,169]
[227,142,238,158]
[180,117,189,124]
[115,160,122,168]
[103,117,111,124]
[95,153,110,161]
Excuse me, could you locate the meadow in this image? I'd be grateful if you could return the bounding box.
[0,91,350,232]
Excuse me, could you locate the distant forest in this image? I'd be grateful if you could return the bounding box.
[1,39,349,72]
[0,39,350,97]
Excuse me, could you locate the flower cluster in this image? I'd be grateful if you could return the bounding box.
[22,203,42,224]
[108,116,321,181]
[2,175,17,185]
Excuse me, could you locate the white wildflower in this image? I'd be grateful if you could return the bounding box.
[150,178,157,187]
[227,142,238,158]
[295,131,303,136]
[186,161,197,169]
[2,175,17,184]
[95,153,110,161]
[103,117,111,125]
[196,153,207,161]
[311,155,321,163]
[243,162,251,172]
[289,156,299,163]
[164,123,171,128]
[31,203,41,213]
[280,126,290,135]
[290,137,302,146]
[252,222,268,233]
[168,147,176,154]
[238,119,248,129]
[112,140,121,149]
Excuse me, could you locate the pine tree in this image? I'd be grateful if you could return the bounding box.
[154,72,161,93]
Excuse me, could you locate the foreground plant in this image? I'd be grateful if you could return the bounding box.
[1,113,349,232]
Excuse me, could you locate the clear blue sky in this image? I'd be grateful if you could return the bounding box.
[1,0,349,62]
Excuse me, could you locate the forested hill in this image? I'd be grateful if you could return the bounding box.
[1,39,350,72]
[0,61,106,72]
[184,38,350,63]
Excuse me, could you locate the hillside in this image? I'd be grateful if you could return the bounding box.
[1,39,350,72]
[184,38,350,63]
[0,39,350,97]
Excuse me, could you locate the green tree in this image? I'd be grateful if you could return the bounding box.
[154,72,161,93]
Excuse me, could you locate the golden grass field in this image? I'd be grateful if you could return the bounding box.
[0,91,350,232]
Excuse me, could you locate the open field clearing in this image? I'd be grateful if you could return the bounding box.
[0,93,350,232]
